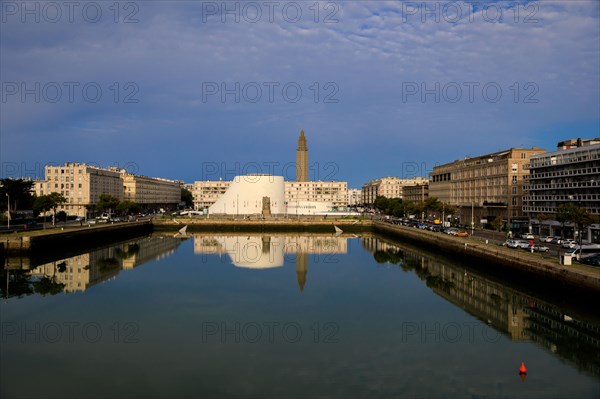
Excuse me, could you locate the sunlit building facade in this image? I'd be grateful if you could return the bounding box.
[429,148,546,228]
[524,138,600,242]
[361,176,428,205]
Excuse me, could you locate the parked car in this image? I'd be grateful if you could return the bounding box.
[579,254,600,266]
[444,228,460,235]
[561,239,577,249]
[516,240,531,249]
[550,237,563,245]
[505,240,522,249]
[539,236,553,243]
[519,233,535,239]
[567,244,600,261]
[452,230,469,237]
[532,244,550,252]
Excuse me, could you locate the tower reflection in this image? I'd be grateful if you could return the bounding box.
[193,234,348,292]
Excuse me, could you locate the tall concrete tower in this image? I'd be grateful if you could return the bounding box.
[296,129,308,182]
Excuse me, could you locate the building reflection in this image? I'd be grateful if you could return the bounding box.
[193,234,348,292]
[2,235,183,298]
[361,235,600,378]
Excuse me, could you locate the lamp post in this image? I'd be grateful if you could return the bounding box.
[471,201,474,236]
[5,193,9,229]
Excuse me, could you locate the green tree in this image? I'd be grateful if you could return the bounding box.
[32,277,65,296]
[116,200,140,215]
[181,188,194,208]
[423,197,442,219]
[569,206,598,246]
[439,202,456,227]
[537,213,551,237]
[56,210,67,223]
[491,216,503,240]
[0,178,35,219]
[33,192,66,228]
[374,196,389,212]
[491,216,503,232]
[556,203,580,239]
[97,194,120,213]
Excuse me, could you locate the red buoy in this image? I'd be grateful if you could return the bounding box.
[519,362,527,374]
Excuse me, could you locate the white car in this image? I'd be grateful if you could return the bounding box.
[562,239,577,249]
[505,240,527,249]
[521,233,535,240]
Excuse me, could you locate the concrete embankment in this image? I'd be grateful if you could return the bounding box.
[152,217,373,233]
[373,221,600,292]
[0,221,153,266]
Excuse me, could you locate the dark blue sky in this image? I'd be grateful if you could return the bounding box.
[1,1,599,188]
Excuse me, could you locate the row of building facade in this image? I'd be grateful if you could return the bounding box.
[34,163,182,218]
[361,138,599,242]
[18,134,600,241]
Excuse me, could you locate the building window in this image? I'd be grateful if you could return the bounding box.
[512,163,518,173]
[512,176,518,184]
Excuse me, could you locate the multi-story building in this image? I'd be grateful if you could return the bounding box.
[34,163,182,217]
[34,163,123,217]
[429,147,546,228]
[524,138,600,242]
[192,179,231,210]
[361,176,428,205]
[347,188,362,207]
[285,181,348,208]
[192,180,351,210]
[402,183,429,204]
[192,131,352,211]
[122,173,181,209]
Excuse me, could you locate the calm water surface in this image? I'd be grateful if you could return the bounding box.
[1,233,599,399]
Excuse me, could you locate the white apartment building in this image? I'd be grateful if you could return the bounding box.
[192,179,232,210]
[34,163,181,217]
[347,188,362,206]
[285,181,348,209]
[122,173,181,208]
[35,163,123,217]
[361,176,428,205]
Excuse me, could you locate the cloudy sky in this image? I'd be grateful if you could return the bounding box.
[1,0,599,187]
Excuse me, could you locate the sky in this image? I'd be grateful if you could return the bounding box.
[1,0,599,188]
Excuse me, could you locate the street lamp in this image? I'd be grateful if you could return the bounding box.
[5,193,9,229]
[471,201,474,236]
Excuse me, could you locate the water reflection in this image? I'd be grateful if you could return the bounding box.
[193,234,348,292]
[362,235,600,379]
[2,235,183,298]
[1,232,599,397]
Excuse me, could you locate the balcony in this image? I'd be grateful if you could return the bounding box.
[529,166,599,180]
[524,180,599,191]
